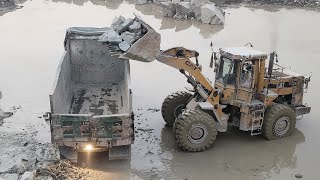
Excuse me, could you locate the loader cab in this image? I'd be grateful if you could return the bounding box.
[215,47,268,104]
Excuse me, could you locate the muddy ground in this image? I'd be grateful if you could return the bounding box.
[0,0,320,180]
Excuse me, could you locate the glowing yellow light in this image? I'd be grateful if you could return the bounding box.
[84,144,93,151]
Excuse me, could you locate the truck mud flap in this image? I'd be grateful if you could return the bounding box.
[109,145,131,160]
[58,146,78,163]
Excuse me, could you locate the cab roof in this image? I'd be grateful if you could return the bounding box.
[220,46,268,61]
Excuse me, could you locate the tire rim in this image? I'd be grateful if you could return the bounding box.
[174,104,185,118]
[273,116,290,136]
[188,124,208,144]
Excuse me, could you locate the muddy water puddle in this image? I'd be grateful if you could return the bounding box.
[0,0,320,179]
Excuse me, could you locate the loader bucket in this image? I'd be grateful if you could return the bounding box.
[120,15,161,62]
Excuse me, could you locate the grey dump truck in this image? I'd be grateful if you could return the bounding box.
[49,16,160,163]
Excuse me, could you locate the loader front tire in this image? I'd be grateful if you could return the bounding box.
[161,91,192,127]
[173,109,217,152]
[262,103,296,140]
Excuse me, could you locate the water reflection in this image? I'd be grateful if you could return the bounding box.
[160,126,305,179]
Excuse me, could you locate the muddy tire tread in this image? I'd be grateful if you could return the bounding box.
[173,109,217,152]
[161,91,192,127]
[262,103,296,140]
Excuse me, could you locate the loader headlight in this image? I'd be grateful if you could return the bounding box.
[84,144,93,151]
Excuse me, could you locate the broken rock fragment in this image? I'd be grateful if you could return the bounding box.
[111,16,125,30]
[115,18,134,33]
[121,31,137,44]
[118,41,131,52]
[128,21,142,32]
[98,29,122,44]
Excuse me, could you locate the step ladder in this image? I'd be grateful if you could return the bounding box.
[251,107,265,136]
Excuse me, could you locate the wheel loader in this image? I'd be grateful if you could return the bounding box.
[85,15,311,153]
[157,46,311,151]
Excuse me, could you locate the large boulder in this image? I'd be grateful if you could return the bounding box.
[200,3,225,25]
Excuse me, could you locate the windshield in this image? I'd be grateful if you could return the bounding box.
[217,57,237,85]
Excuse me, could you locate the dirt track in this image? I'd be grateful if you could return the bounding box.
[0,0,320,180]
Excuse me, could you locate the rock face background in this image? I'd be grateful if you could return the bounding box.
[135,0,226,25]
[224,0,320,8]
[0,0,15,8]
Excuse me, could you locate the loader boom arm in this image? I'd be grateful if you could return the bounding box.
[156,47,223,119]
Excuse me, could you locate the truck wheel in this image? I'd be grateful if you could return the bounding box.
[262,104,296,140]
[173,109,217,152]
[161,91,192,127]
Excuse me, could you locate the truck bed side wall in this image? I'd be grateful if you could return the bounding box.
[50,52,74,114]
[69,39,125,84]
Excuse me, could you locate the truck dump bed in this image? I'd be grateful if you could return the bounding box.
[49,27,133,162]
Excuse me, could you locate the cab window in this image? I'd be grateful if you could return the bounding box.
[240,63,253,88]
[217,57,238,85]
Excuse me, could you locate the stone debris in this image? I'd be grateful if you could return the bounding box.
[134,0,225,25]
[99,16,149,54]
[98,29,122,44]
[23,158,38,171]
[19,171,36,180]
[121,31,137,44]
[129,21,142,32]
[119,41,131,51]
[37,160,101,180]
[115,18,134,33]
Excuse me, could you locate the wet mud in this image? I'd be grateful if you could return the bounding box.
[0,0,320,180]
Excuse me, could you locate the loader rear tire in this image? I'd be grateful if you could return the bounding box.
[161,91,192,127]
[173,109,217,152]
[262,103,296,140]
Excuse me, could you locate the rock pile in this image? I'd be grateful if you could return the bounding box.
[37,160,101,180]
[134,0,225,25]
[2,159,100,180]
[99,16,147,52]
